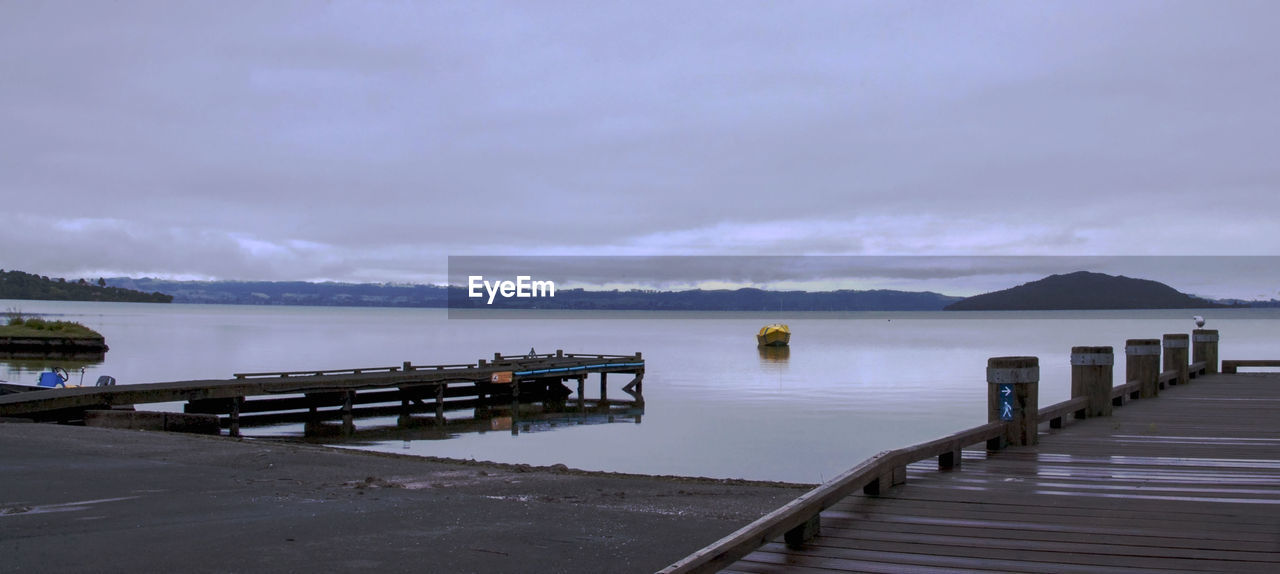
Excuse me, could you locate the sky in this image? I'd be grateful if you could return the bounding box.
[2,1,1278,299]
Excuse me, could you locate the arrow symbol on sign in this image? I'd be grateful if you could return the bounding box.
[1001,386,1012,397]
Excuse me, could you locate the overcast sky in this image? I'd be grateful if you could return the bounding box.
[2,1,1278,298]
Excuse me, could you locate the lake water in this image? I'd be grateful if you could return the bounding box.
[4,299,1277,483]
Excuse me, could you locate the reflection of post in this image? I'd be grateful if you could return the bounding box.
[987,356,1039,449]
[1193,329,1219,374]
[1163,334,1189,386]
[1071,346,1113,416]
[1126,339,1161,399]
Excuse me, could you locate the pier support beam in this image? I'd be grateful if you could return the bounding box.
[987,356,1039,449]
[229,396,243,438]
[341,391,354,436]
[599,372,608,404]
[1072,346,1114,416]
[1193,329,1220,374]
[435,383,445,425]
[1127,339,1161,399]
[1164,334,1190,386]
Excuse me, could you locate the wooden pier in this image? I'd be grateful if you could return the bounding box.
[663,330,1280,573]
[0,350,643,436]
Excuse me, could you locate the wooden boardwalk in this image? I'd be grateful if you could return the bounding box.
[725,372,1280,573]
[0,351,643,435]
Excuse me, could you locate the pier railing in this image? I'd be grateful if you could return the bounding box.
[659,330,1222,574]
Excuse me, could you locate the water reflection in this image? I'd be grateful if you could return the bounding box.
[758,345,790,363]
[0,354,106,385]
[282,401,644,444]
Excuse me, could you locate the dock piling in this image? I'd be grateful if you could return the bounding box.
[1072,346,1114,415]
[1193,329,1219,374]
[1126,339,1161,399]
[987,356,1039,448]
[1164,334,1190,386]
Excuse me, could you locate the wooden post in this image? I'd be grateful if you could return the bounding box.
[435,383,445,425]
[403,361,412,372]
[1071,346,1113,417]
[1193,329,1219,374]
[1163,334,1190,386]
[1126,339,1161,399]
[599,372,608,404]
[341,391,354,436]
[398,388,411,427]
[987,356,1039,449]
[229,396,243,438]
[577,376,586,410]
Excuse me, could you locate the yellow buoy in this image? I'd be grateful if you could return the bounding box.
[756,323,790,347]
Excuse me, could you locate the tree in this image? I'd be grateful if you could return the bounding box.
[97,277,106,287]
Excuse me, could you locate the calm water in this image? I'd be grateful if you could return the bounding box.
[4,299,1277,483]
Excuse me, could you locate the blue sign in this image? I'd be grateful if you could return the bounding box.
[998,383,1014,421]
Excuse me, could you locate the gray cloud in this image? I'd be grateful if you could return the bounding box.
[2,1,1277,296]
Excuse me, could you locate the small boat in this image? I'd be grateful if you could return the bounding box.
[0,368,116,394]
[756,323,791,347]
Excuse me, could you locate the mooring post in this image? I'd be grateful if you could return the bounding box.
[1193,329,1219,374]
[1163,333,1190,386]
[1072,346,1114,415]
[987,356,1039,449]
[1126,339,1161,399]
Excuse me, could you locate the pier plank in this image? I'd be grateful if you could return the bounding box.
[721,373,1280,573]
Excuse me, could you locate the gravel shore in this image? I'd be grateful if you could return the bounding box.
[0,422,808,573]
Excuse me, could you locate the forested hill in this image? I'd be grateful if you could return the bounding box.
[106,278,961,310]
[0,269,172,303]
[944,271,1228,310]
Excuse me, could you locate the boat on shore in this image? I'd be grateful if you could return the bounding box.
[756,324,790,347]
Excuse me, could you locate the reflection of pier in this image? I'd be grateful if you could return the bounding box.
[0,351,644,438]
[299,401,644,442]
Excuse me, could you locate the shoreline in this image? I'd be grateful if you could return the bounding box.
[0,421,807,573]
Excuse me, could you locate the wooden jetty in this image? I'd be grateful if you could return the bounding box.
[663,329,1280,573]
[0,350,643,437]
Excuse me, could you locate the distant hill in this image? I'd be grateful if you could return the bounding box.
[107,278,450,307]
[449,286,962,311]
[107,278,961,311]
[0,269,172,303]
[944,271,1228,311]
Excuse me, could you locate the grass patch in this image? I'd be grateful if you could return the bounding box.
[0,316,104,339]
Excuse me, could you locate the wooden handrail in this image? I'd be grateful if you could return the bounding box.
[1038,396,1089,422]
[659,421,1006,573]
[1110,379,1142,400]
[235,366,401,379]
[662,381,1184,574]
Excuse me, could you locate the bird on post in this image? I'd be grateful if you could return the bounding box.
[1193,315,1205,328]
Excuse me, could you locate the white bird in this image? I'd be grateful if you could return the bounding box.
[1193,315,1205,328]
